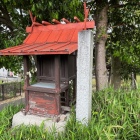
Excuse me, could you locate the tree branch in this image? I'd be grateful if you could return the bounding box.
[0,1,15,31]
[0,17,14,31]
[109,2,140,9]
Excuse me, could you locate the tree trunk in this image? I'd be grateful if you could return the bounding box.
[95,2,108,91]
[111,56,121,89]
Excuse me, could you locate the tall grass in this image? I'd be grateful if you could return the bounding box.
[0,104,24,138]
[0,88,140,139]
[64,88,140,140]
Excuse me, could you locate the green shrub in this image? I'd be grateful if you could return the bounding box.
[0,104,24,137]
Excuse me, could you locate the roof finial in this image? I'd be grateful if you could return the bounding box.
[52,19,61,24]
[42,21,51,25]
[29,10,42,27]
[62,18,70,24]
[83,1,89,30]
[29,10,34,23]
[74,16,81,22]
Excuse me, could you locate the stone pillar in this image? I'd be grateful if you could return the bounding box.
[76,30,93,124]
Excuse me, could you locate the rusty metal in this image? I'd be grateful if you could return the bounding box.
[74,16,81,22]
[62,18,70,23]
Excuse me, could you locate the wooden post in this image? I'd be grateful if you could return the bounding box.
[23,55,30,114]
[73,53,77,103]
[54,55,61,114]
[36,56,41,79]
[73,78,76,103]
[65,56,69,106]
[2,84,4,100]
[19,82,21,96]
[55,55,60,90]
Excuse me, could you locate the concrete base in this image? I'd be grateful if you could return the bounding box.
[12,111,70,132]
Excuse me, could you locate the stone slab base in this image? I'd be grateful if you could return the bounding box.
[12,111,70,132]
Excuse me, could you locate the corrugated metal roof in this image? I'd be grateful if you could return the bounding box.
[0,21,94,55]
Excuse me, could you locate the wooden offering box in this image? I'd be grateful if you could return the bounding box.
[26,54,76,116]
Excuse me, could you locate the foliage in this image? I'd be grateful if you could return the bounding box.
[1,88,140,139]
[64,88,140,139]
[30,0,83,22]
[0,0,84,75]
[106,1,140,77]
[1,0,140,87]
[0,0,26,72]
[0,104,24,137]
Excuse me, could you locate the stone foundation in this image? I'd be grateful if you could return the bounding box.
[12,111,70,132]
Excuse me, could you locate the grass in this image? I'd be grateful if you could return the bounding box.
[92,75,140,89]
[64,88,140,140]
[1,88,140,139]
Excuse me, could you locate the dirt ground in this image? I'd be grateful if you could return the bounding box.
[0,92,25,110]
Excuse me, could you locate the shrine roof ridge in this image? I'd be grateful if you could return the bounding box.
[0,5,95,56]
[26,20,95,33]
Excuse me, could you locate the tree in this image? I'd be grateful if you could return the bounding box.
[0,0,31,73]
[94,1,108,90]
[1,0,140,91]
[88,0,140,90]
[107,1,140,89]
[0,0,83,73]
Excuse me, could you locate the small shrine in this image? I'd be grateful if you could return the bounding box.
[0,9,94,117]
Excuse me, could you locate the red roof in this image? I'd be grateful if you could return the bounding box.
[0,21,94,55]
